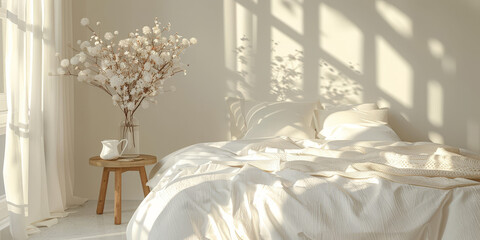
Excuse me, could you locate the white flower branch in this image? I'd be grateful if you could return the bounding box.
[53,17,197,119]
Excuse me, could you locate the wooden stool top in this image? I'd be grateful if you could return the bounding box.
[89,154,157,168]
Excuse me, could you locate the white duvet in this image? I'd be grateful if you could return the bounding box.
[127,137,480,240]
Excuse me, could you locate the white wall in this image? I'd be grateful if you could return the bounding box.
[73,0,480,200]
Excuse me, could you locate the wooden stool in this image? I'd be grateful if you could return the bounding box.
[89,154,157,225]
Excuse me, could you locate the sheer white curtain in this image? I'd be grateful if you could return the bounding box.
[2,0,86,239]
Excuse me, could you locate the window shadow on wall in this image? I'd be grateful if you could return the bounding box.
[223,0,480,151]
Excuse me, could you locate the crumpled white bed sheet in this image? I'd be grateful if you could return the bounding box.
[127,137,480,240]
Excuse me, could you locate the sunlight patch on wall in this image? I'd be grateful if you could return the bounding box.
[235,2,257,56]
[427,80,443,127]
[319,60,363,105]
[228,1,258,98]
[375,0,412,38]
[428,131,444,144]
[223,0,237,72]
[271,27,304,101]
[376,36,413,109]
[271,27,302,58]
[428,38,456,75]
[271,0,303,35]
[319,3,364,73]
[428,38,444,59]
[467,119,480,152]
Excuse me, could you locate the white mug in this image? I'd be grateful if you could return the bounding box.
[100,139,128,160]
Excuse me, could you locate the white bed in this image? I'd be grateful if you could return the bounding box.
[127,137,480,239]
[126,100,480,239]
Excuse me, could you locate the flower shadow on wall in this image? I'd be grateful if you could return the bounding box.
[235,37,362,103]
[270,41,303,101]
[319,61,363,105]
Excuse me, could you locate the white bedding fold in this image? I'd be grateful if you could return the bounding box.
[149,137,480,190]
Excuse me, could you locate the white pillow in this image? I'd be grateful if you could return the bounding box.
[321,103,379,111]
[315,108,389,131]
[243,101,317,139]
[226,98,318,140]
[319,123,400,141]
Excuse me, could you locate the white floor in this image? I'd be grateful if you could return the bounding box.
[29,200,141,240]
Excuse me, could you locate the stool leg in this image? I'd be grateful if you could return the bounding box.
[96,168,109,214]
[114,169,122,225]
[139,167,150,197]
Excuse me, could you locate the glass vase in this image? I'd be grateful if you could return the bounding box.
[120,116,140,157]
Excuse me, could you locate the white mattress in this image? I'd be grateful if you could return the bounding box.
[127,137,480,239]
